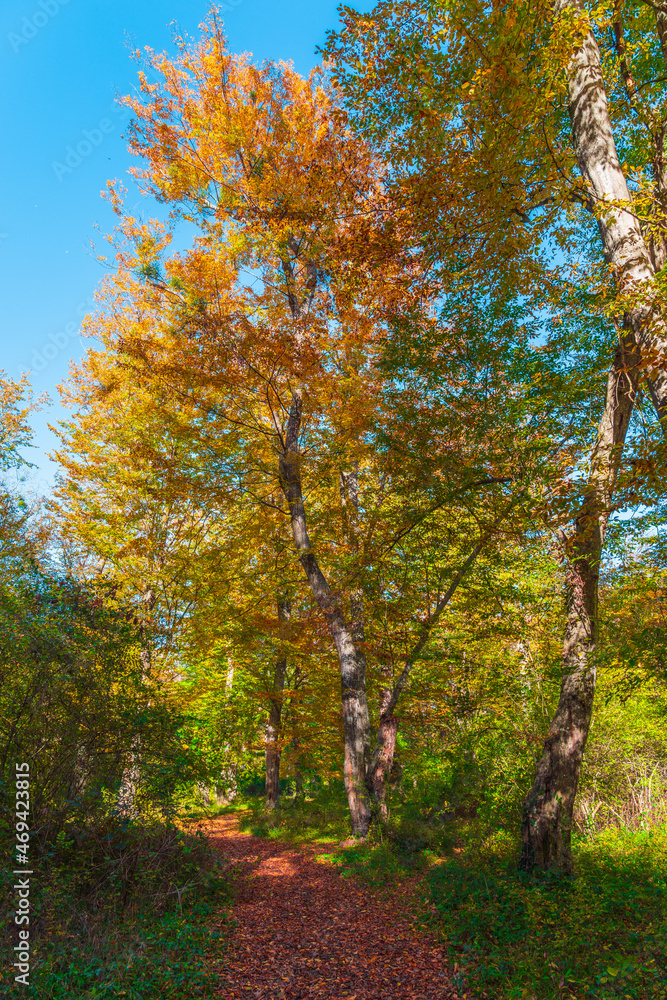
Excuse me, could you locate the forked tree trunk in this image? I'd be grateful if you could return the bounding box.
[276,245,372,836]
[279,393,524,832]
[265,597,291,810]
[278,394,372,837]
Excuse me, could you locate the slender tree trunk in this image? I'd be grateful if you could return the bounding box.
[368,687,398,823]
[278,394,372,837]
[365,500,521,817]
[218,656,237,803]
[289,663,305,799]
[655,4,667,76]
[117,587,155,818]
[340,464,364,635]
[520,341,639,872]
[265,597,291,810]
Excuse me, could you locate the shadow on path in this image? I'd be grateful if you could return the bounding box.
[203,815,462,1000]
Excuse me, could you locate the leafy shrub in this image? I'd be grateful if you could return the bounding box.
[426,826,667,1000]
[0,820,230,1000]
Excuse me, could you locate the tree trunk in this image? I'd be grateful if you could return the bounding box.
[276,244,372,836]
[520,340,639,872]
[558,0,667,416]
[364,502,521,819]
[265,597,290,810]
[218,657,237,803]
[278,394,372,838]
[367,687,399,823]
[518,4,667,873]
[338,631,372,837]
[117,587,155,818]
[655,4,667,76]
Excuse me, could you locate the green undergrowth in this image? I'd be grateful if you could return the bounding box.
[0,819,231,1000]
[236,785,352,844]
[426,824,667,1000]
[317,840,429,887]
[233,788,667,1000]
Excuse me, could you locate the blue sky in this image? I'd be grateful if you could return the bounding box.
[0,0,370,495]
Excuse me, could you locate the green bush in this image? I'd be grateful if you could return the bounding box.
[0,820,230,1000]
[426,826,667,1000]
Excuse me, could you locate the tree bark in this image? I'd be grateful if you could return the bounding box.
[218,657,237,803]
[654,4,667,75]
[520,338,639,872]
[519,3,667,873]
[276,241,372,836]
[278,395,372,837]
[117,586,155,818]
[265,597,291,810]
[368,687,399,823]
[558,0,667,417]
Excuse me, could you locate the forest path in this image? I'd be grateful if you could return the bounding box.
[202,813,462,1000]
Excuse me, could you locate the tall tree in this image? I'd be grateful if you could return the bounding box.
[326,0,667,869]
[58,15,556,837]
[86,21,406,834]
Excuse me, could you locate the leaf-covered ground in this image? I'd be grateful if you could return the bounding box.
[205,815,462,1000]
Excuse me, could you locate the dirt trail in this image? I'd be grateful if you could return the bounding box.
[203,814,462,1000]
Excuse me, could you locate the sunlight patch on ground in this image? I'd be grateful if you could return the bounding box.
[255,857,299,877]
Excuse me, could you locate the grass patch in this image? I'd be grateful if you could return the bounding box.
[0,820,231,1000]
[331,839,430,889]
[236,787,351,844]
[232,789,435,890]
[426,824,667,1000]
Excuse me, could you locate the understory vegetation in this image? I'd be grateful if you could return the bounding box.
[0,819,229,1000]
[221,678,667,1000]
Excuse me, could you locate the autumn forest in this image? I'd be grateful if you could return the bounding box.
[2,2,667,998]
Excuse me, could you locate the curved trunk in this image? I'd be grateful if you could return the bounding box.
[520,342,639,872]
[558,0,667,415]
[278,394,372,837]
[520,550,599,872]
[519,4,667,873]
